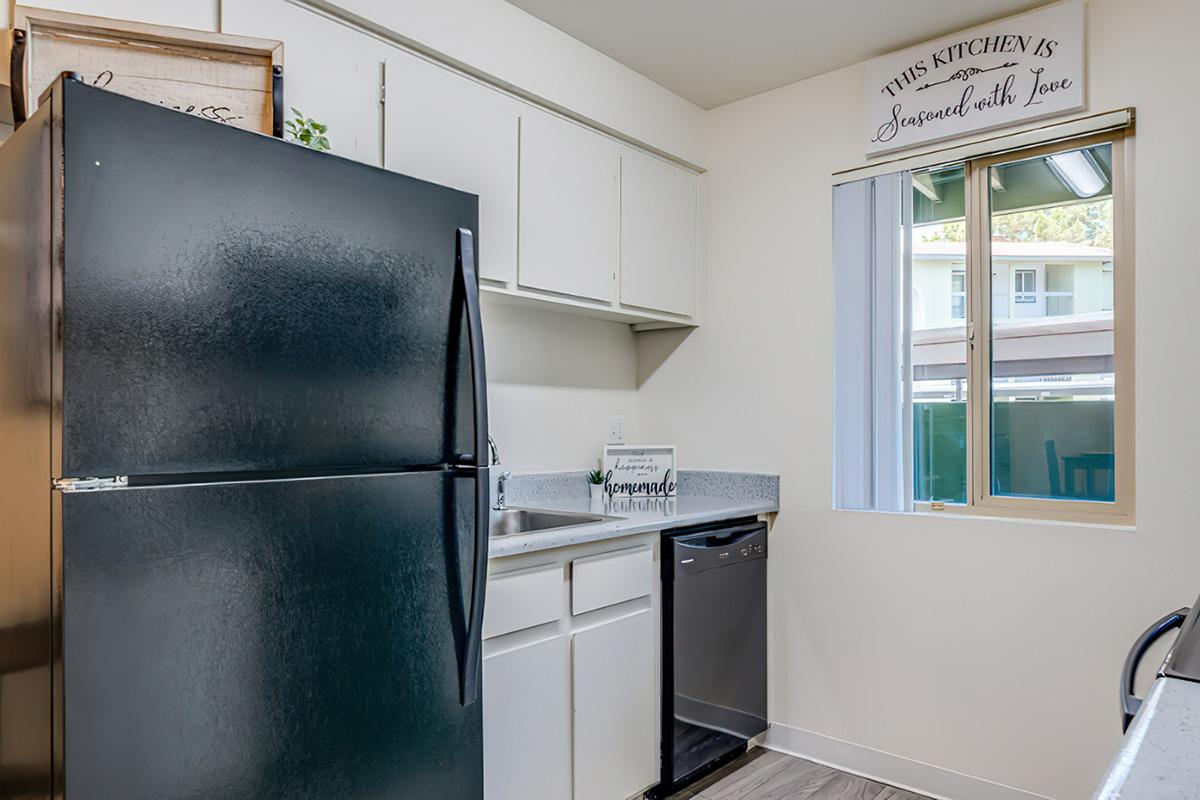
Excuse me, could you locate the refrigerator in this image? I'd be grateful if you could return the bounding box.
[0,76,490,798]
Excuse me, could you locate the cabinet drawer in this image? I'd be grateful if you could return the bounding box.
[484,563,562,640]
[571,547,653,616]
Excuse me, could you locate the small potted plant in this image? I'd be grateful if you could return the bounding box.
[285,108,331,151]
[587,469,605,502]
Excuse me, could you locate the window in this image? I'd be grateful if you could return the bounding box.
[1014,270,1036,304]
[950,270,966,319]
[834,129,1133,522]
[1045,265,1075,316]
[912,164,968,506]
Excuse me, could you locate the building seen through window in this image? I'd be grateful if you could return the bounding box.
[912,143,1116,506]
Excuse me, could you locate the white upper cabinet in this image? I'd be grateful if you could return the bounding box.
[222,0,388,166]
[620,148,698,318]
[518,108,619,303]
[230,1,701,327]
[384,52,520,284]
[34,0,216,30]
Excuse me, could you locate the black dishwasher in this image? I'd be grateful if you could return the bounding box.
[657,518,768,796]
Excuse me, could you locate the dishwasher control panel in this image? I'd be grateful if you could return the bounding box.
[669,521,767,577]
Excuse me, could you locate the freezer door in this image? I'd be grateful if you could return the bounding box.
[59,470,487,799]
[58,80,485,478]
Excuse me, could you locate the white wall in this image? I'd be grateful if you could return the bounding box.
[483,299,639,473]
[636,0,1200,798]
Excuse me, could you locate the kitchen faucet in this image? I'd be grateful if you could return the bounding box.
[495,471,511,511]
[488,436,510,510]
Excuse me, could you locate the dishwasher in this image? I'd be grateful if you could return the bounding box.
[656,517,768,797]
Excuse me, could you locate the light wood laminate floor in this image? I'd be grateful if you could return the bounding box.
[664,749,931,800]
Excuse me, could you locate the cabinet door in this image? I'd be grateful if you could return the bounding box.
[620,148,698,317]
[223,0,387,166]
[519,109,619,302]
[572,610,657,800]
[484,635,571,800]
[385,51,520,283]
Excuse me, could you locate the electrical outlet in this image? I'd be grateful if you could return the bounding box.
[606,415,624,445]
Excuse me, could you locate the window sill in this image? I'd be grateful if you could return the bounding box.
[834,505,1136,533]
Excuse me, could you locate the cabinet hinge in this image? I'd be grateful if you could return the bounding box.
[52,476,128,492]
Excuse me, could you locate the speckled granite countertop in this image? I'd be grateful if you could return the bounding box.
[1094,677,1200,799]
[488,470,779,558]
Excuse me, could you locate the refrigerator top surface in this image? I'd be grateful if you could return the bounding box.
[55,81,484,479]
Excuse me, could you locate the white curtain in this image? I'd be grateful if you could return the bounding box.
[832,172,912,512]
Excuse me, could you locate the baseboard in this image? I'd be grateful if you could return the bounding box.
[763,722,1053,800]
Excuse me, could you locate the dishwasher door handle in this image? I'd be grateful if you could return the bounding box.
[675,523,764,550]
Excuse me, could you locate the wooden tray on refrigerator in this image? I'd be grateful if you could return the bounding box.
[9,5,283,136]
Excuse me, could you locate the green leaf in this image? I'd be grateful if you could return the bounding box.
[313,122,327,134]
[315,136,330,150]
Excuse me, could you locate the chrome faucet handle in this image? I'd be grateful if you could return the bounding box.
[487,435,501,466]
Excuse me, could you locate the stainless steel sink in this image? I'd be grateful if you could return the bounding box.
[489,507,614,537]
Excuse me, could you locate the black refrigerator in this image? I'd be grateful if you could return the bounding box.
[0,76,490,798]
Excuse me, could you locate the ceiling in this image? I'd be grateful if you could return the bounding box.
[505,0,1056,109]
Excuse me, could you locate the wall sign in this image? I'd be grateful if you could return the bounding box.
[602,445,677,498]
[863,1,1084,156]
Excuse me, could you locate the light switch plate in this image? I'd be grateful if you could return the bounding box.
[606,415,624,445]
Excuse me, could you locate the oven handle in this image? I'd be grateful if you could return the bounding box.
[1121,607,1189,732]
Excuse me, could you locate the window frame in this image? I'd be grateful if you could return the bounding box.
[950,268,966,320]
[921,129,1135,524]
[1013,269,1037,304]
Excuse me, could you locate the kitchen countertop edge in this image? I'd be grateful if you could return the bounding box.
[487,496,778,558]
[1094,676,1200,799]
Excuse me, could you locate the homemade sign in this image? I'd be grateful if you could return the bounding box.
[602,445,677,498]
[863,1,1083,156]
[9,6,283,136]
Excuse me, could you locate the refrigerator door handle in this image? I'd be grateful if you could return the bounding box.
[456,226,489,707]
[456,227,488,468]
[1121,607,1189,732]
[458,469,489,706]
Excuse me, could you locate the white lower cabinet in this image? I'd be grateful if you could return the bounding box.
[483,534,660,800]
[484,635,571,800]
[571,610,658,800]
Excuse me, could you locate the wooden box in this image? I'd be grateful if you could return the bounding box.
[10,6,283,136]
